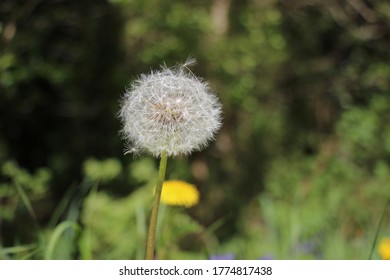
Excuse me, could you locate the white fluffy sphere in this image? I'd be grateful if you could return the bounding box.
[119,60,222,157]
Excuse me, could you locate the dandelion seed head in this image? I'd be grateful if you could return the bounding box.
[119,60,222,157]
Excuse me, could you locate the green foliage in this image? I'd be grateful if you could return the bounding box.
[81,189,149,259]
[0,161,51,221]
[337,95,390,164]
[79,157,210,259]
[83,158,122,183]
[213,153,390,259]
[80,188,208,259]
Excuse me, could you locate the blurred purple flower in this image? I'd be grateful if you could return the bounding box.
[258,253,274,260]
[209,253,235,260]
[294,240,323,259]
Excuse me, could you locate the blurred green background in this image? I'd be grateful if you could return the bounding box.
[1,0,390,260]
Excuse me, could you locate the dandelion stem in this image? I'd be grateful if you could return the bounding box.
[145,151,168,260]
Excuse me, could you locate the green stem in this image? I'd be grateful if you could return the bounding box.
[145,151,168,260]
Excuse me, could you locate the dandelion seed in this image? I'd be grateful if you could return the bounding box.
[119,59,222,157]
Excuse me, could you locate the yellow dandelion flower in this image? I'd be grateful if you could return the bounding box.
[379,237,390,260]
[160,180,200,208]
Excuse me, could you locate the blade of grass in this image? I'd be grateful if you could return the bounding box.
[13,181,47,251]
[48,182,80,228]
[200,214,232,256]
[135,204,147,260]
[44,220,80,260]
[0,244,36,259]
[14,182,37,222]
[368,198,389,259]
[78,181,99,260]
